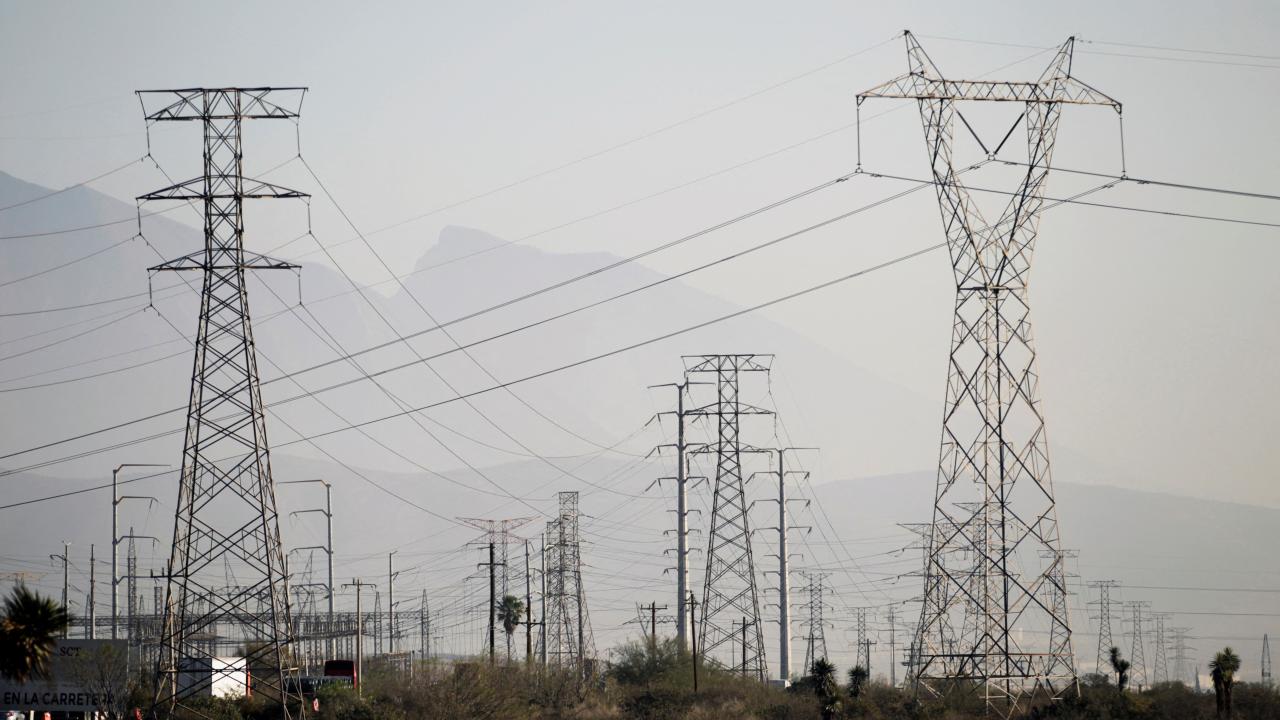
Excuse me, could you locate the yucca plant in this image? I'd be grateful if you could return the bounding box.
[1210,646,1241,718]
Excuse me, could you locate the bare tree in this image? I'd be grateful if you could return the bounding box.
[67,643,136,719]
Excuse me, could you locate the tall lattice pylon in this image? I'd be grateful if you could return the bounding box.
[858,33,1121,712]
[1151,612,1170,685]
[1262,634,1272,687]
[685,354,772,681]
[1125,601,1150,691]
[1170,627,1194,686]
[1088,580,1120,676]
[854,607,874,676]
[1041,548,1079,680]
[544,492,594,675]
[799,572,830,673]
[138,88,308,718]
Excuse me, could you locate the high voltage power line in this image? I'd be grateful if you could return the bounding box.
[7,158,1278,472]
[3,29,1279,691]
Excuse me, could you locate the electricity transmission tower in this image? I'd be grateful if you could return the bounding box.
[1089,580,1121,676]
[1151,612,1170,685]
[858,33,1120,711]
[799,572,831,673]
[1263,634,1272,687]
[685,354,772,681]
[544,492,594,675]
[855,607,874,677]
[1171,627,1194,686]
[137,87,309,718]
[1125,601,1150,691]
[459,516,531,663]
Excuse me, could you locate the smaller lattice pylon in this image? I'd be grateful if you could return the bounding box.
[1088,580,1121,675]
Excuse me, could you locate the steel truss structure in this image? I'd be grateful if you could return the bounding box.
[1125,601,1150,691]
[684,354,772,681]
[138,88,309,718]
[1151,612,1171,685]
[1088,580,1120,676]
[858,34,1121,713]
[799,572,831,673]
[544,492,594,674]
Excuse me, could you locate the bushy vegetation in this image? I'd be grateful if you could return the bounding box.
[293,644,1280,719]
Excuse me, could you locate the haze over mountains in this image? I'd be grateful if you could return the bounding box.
[1,169,1277,682]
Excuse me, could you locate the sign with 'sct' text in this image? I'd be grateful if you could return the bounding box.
[0,639,128,712]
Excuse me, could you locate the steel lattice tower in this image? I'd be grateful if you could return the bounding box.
[1262,634,1272,687]
[1040,548,1078,681]
[1151,612,1170,685]
[544,492,594,674]
[138,88,308,718]
[1088,580,1121,676]
[855,607,873,676]
[685,354,772,681]
[1125,601,1150,691]
[126,534,137,642]
[858,34,1120,711]
[799,572,830,673]
[1170,627,1194,686]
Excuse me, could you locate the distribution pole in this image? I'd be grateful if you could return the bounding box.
[52,543,69,638]
[778,450,790,681]
[525,540,534,664]
[769,446,814,680]
[388,551,398,654]
[342,579,374,697]
[650,381,697,650]
[888,605,898,687]
[111,463,166,640]
[282,479,334,659]
[89,544,96,640]
[489,542,497,664]
[540,532,547,667]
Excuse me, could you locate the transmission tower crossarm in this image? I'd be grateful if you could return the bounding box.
[136,87,307,121]
[856,33,1120,111]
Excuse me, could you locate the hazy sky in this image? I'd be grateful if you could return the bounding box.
[5,0,1277,505]
[3,0,1279,682]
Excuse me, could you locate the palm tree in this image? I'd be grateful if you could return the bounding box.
[0,583,70,683]
[496,594,525,662]
[809,658,840,720]
[1209,646,1242,718]
[1108,646,1131,692]
[847,664,869,699]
